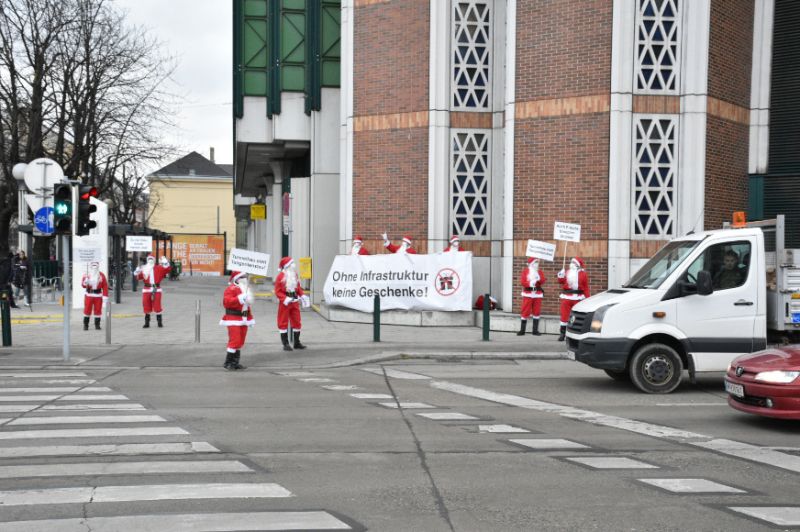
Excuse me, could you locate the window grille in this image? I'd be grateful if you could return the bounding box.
[633,117,677,238]
[635,0,680,93]
[451,131,489,237]
[452,1,491,109]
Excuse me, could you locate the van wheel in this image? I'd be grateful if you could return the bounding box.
[603,369,630,381]
[629,343,682,394]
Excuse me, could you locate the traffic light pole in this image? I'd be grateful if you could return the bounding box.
[62,234,71,361]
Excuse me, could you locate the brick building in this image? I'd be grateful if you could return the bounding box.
[234,0,797,312]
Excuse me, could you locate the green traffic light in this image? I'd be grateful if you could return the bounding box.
[55,202,70,215]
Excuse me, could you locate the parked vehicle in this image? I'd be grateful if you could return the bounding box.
[725,346,800,419]
[567,215,800,393]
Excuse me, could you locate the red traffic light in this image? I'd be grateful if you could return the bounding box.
[79,186,98,200]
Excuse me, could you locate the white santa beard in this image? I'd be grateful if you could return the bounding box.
[284,270,298,290]
[88,273,100,288]
[566,268,579,290]
[351,244,361,255]
[399,243,409,253]
[529,269,540,283]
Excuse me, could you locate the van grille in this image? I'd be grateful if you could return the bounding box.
[567,311,592,334]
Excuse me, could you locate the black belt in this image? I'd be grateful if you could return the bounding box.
[87,289,102,294]
[144,283,160,288]
[563,289,583,294]
[286,291,296,298]
[225,309,248,317]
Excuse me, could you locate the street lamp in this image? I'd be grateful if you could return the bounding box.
[11,163,30,255]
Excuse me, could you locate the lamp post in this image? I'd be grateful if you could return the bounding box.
[11,163,30,255]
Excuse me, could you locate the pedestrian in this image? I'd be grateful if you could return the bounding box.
[81,261,108,330]
[220,271,254,370]
[556,257,590,341]
[350,235,369,255]
[0,251,18,308]
[134,254,171,328]
[275,256,310,351]
[444,235,466,252]
[12,250,32,307]
[382,233,418,254]
[518,257,546,336]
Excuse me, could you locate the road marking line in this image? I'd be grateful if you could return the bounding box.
[694,439,800,474]
[0,460,252,478]
[322,385,360,391]
[0,511,352,531]
[655,403,727,407]
[0,427,189,440]
[350,393,393,399]
[510,438,589,450]
[0,405,38,413]
[362,367,431,380]
[0,482,293,506]
[8,414,166,426]
[478,424,530,433]
[378,402,435,409]
[639,478,745,493]
[56,394,129,401]
[728,507,800,526]
[275,371,317,377]
[40,403,146,411]
[0,372,87,378]
[417,412,478,421]
[566,457,658,469]
[298,378,336,383]
[0,387,111,393]
[0,379,96,385]
[0,442,219,458]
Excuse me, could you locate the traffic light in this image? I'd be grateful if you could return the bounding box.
[53,183,73,234]
[76,185,98,236]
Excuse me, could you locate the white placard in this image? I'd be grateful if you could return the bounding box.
[75,247,102,263]
[227,248,271,277]
[323,253,473,312]
[553,221,581,242]
[125,235,153,252]
[525,240,556,261]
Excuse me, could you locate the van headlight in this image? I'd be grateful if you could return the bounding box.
[754,370,800,384]
[590,304,616,333]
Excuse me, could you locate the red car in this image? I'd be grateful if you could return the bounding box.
[725,346,800,420]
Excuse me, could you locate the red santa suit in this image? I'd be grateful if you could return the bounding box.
[81,263,108,330]
[136,255,171,327]
[220,271,253,370]
[275,257,308,350]
[385,235,418,254]
[444,235,467,252]
[557,257,590,326]
[351,235,369,255]
[520,258,546,320]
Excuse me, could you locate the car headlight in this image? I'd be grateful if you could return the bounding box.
[590,304,616,333]
[754,370,800,384]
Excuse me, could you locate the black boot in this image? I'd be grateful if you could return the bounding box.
[94,317,101,330]
[293,332,306,350]
[532,319,541,336]
[156,314,163,328]
[223,351,236,370]
[558,325,566,342]
[516,319,527,336]
[232,350,247,370]
[83,317,90,331]
[143,314,150,328]
[281,333,293,351]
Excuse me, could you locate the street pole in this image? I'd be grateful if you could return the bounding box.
[62,234,71,361]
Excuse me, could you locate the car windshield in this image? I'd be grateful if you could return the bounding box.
[624,240,699,289]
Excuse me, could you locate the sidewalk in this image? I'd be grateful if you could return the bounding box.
[1,276,569,368]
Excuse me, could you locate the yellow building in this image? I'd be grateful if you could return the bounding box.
[147,151,235,254]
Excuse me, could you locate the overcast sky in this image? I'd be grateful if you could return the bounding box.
[113,0,233,167]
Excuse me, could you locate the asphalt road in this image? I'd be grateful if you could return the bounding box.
[0,359,798,531]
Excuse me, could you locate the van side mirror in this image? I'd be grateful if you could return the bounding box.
[696,270,713,296]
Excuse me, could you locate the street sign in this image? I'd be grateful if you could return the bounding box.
[23,158,63,213]
[250,203,266,220]
[34,207,55,235]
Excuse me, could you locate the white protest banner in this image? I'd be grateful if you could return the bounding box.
[553,221,581,242]
[525,240,556,261]
[323,252,473,312]
[227,248,270,277]
[125,235,153,252]
[75,247,102,263]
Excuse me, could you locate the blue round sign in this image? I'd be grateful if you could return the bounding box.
[34,206,55,235]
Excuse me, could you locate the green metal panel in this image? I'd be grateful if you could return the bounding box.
[242,0,270,97]
[233,0,243,118]
[320,1,341,87]
[748,174,764,220]
[268,0,281,116]
[281,0,306,92]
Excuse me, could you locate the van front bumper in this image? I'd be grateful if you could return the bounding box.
[567,336,633,371]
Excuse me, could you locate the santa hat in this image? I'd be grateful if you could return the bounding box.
[353,235,363,244]
[402,236,413,245]
[229,271,246,284]
[527,257,539,265]
[279,257,294,271]
[146,254,155,262]
[571,257,585,268]
[449,235,460,245]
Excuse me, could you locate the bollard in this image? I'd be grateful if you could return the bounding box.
[105,300,111,345]
[482,293,490,341]
[194,300,201,343]
[0,296,11,347]
[373,295,380,342]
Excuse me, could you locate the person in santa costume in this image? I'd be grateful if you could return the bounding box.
[81,261,108,330]
[350,235,369,255]
[556,256,590,341]
[382,233,418,254]
[444,235,466,252]
[134,254,171,328]
[220,271,254,370]
[518,257,546,336]
[275,257,310,351]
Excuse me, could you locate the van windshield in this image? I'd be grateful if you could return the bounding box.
[623,240,699,289]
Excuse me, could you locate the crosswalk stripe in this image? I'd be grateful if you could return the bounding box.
[7,414,165,425]
[0,405,37,413]
[0,460,252,478]
[0,482,293,505]
[0,387,111,393]
[0,379,96,385]
[0,511,352,531]
[0,394,129,402]
[56,394,129,401]
[0,442,219,458]
[40,403,146,411]
[0,427,189,439]
[0,372,87,378]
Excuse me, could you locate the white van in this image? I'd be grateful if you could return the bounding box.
[567,216,800,393]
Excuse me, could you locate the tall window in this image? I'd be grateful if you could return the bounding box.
[635,0,680,93]
[451,0,491,109]
[633,117,677,238]
[451,131,489,237]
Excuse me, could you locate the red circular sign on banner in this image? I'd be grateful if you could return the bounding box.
[434,268,461,296]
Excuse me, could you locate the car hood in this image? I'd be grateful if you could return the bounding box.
[573,288,656,313]
[733,346,800,372]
